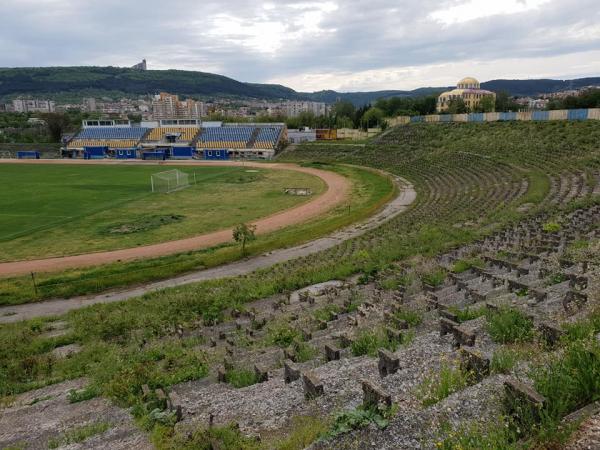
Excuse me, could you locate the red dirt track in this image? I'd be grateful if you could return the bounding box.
[0,160,350,277]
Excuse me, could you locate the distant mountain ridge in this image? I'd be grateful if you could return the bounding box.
[0,66,598,106]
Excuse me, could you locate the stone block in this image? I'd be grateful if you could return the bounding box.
[284,360,301,383]
[378,348,400,377]
[362,380,392,408]
[504,378,546,425]
[254,364,268,383]
[440,317,459,336]
[302,372,324,399]
[325,344,341,362]
[537,322,564,347]
[459,347,490,381]
[452,326,476,347]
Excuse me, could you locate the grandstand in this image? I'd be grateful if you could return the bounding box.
[197,127,254,149]
[63,120,285,160]
[145,127,200,142]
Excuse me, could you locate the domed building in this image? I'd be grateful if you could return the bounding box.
[436,77,496,113]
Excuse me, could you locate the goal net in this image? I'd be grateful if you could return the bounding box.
[151,169,190,193]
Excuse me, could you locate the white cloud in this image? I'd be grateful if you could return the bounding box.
[0,0,598,92]
[271,49,600,91]
[429,0,551,25]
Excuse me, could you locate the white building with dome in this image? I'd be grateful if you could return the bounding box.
[436,77,496,113]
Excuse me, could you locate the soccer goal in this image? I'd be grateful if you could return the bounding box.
[151,169,190,193]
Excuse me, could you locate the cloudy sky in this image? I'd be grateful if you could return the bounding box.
[1,0,599,92]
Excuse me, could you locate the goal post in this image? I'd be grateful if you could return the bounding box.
[151,169,190,193]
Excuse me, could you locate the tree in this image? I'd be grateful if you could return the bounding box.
[360,107,385,130]
[41,113,71,142]
[477,95,495,113]
[233,223,256,255]
[495,91,519,112]
[446,98,468,114]
[332,101,356,121]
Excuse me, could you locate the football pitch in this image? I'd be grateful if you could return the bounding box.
[0,163,325,261]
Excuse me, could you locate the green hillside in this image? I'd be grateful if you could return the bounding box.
[0,66,302,103]
[0,66,598,105]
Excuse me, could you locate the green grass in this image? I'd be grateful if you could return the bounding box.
[1,121,599,448]
[416,361,471,406]
[490,347,520,374]
[0,163,393,305]
[391,307,423,327]
[48,421,111,448]
[351,327,401,357]
[224,368,259,389]
[451,257,484,273]
[487,308,534,344]
[0,163,324,261]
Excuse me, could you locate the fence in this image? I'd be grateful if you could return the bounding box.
[387,108,600,127]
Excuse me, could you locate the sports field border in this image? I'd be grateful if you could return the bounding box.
[0,159,350,276]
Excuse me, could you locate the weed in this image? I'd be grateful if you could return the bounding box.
[487,308,534,344]
[416,361,470,406]
[48,422,111,449]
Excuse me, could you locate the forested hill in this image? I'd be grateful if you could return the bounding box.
[0,66,598,105]
[0,66,302,102]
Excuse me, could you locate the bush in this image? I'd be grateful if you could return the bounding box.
[267,323,301,348]
[487,308,534,344]
[324,405,392,439]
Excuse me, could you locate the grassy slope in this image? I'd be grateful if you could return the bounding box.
[0,164,324,261]
[0,121,598,447]
[0,164,392,305]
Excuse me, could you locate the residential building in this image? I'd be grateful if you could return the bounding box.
[12,98,56,113]
[152,93,206,120]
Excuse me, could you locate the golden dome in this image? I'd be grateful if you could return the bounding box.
[457,77,480,89]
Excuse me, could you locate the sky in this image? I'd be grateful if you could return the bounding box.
[0,0,599,92]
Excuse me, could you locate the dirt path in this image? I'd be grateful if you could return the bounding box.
[0,160,349,277]
[0,175,416,323]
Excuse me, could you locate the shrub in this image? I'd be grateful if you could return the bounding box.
[267,323,300,348]
[324,405,392,439]
[487,308,534,344]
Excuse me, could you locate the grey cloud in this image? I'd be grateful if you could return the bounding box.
[0,0,598,89]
